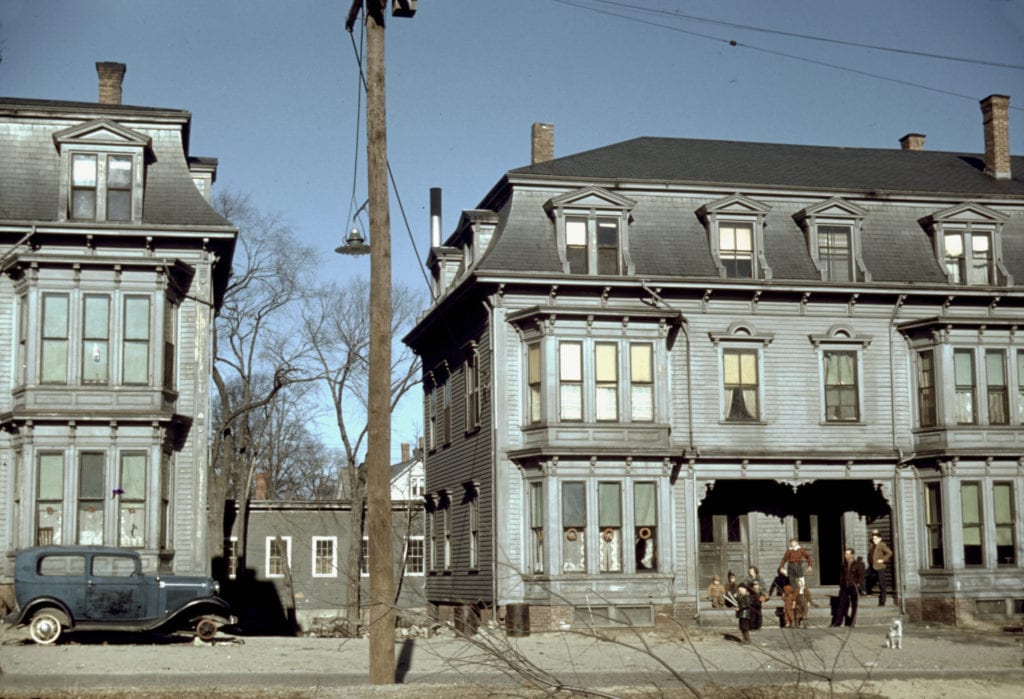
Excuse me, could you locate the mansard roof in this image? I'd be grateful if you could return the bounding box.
[509,137,1024,196]
[0,97,230,229]
[470,135,1024,288]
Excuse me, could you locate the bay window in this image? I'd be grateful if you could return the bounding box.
[124,296,150,385]
[42,294,69,384]
[986,350,1008,425]
[82,295,110,385]
[634,482,657,571]
[595,343,618,421]
[629,343,654,422]
[527,343,542,424]
[77,452,105,545]
[118,453,146,547]
[954,349,976,424]
[36,454,64,546]
[559,342,583,421]
[917,350,937,427]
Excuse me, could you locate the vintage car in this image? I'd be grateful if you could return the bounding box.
[5,546,234,644]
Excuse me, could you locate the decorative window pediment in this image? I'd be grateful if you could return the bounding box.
[793,197,870,283]
[545,186,636,276]
[54,119,149,224]
[696,193,772,280]
[808,325,873,348]
[919,202,1011,286]
[53,119,151,148]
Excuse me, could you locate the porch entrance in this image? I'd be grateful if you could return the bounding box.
[698,513,748,588]
[697,479,889,588]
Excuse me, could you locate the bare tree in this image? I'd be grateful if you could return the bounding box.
[298,278,421,630]
[208,190,317,563]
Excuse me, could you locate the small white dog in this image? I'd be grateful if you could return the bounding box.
[884,619,903,649]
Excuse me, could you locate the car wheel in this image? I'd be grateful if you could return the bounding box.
[195,618,218,642]
[29,609,63,645]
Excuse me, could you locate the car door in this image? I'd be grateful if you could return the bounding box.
[84,554,143,620]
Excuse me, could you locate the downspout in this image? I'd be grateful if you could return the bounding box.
[889,295,909,617]
[482,294,499,616]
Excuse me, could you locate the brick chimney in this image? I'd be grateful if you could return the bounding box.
[401,442,410,462]
[532,122,554,164]
[899,133,926,151]
[980,94,1011,180]
[96,62,126,105]
[254,472,269,500]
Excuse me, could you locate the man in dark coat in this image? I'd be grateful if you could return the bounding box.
[831,547,865,627]
[868,531,894,606]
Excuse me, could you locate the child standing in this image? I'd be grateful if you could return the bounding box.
[781,584,796,627]
[779,538,813,583]
[707,575,726,609]
[793,577,812,628]
[735,583,753,643]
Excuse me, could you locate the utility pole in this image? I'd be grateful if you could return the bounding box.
[345,0,414,685]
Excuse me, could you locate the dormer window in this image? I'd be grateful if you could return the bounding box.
[793,197,870,283]
[919,203,1012,287]
[697,193,772,280]
[54,119,149,224]
[544,186,635,276]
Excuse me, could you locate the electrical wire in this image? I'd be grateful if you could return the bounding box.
[347,21,434,297]
[582,0,1024,71]
[554,0,1024,112]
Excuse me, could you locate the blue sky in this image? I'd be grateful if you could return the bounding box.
[2,0,1023,454]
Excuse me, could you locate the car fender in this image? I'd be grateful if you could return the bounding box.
[7,598,74,628]
[147,596,233,632]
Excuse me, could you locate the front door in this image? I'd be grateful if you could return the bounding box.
[698,513,748,589]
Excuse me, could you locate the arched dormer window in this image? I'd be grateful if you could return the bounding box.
[544,187,636,276]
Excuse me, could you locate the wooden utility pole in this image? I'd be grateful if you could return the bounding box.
[345,0,414,685]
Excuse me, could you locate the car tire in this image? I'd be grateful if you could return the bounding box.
[29,609,63,645]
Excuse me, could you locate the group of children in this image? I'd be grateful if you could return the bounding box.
[706,539,814,643]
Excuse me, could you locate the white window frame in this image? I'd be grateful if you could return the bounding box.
[919,203,1012,287]
[544,186,636,277]
[809,326,872,424]
[711,324,773,423]
[793,197,870,283]
[265,536,292,578]
[697,193,772,280]
[312,535,337,578]
[404,536,425,576]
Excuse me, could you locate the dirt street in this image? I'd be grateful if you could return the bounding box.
[1,621,1022,697]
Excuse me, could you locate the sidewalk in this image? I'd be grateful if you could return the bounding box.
[1,621,1023,697]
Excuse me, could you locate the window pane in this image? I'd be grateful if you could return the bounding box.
[72,154,97,185]
[598,482,621,527]
[124,343,149,384]
[560,385,583,420]
[566,219,587,246]
[120,454,146,500]
[83,296,110,339]
[961,483,980,523]
[41,341,68,383]
[595,344,616,382]
[559,343,582,380]
[596,219,618,275]
[994,483,1013,524]
[38,454,64,499]
[72,190,97,219]
[125,297,150,340]
[107,190,131,221]
[108,155,132,187]
[80,453,105,500]
[43,295,68,338]
[634,482,656,526]
[630,344,652,382]
[562,482,586,528]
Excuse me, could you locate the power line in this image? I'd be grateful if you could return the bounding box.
[347,22,434,296]
[584,0,1024,71]
[554,0,1024,112]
